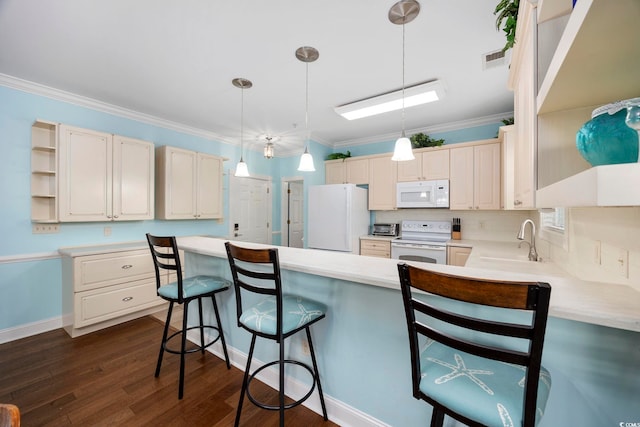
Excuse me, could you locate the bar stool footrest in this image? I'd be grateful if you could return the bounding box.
[163,325,222,355]
[246,359,317,411]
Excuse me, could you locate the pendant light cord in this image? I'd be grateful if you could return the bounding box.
[305,62,310,146]
[401,18,406,138]
[240,86,244,160]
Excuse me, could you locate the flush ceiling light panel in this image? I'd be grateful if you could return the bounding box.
[334,80,445,121]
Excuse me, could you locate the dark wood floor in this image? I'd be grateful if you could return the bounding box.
[0,316,339,426]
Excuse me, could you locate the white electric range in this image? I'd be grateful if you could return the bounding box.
[391,220,452,264]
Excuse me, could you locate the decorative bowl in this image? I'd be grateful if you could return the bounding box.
[576,98,640,166]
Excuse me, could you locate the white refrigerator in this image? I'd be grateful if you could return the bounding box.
[307,184,369,254]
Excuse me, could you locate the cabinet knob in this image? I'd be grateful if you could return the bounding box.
[514,200,522,206]
[113,215,119,219]
[468,206,473,210]
[121,264,133,269]
[122,296,133,302]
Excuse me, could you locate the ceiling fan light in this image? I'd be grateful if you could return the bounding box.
[235,159,250,177]
[391,136,414,161]
[263,142,274,159]
[297,147,316,172]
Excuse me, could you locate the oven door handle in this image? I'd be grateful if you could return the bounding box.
[391,242,446,251]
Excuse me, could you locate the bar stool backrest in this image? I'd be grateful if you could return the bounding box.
[397,262,551,427]
[225,242,283,339]
[146,234,183,302]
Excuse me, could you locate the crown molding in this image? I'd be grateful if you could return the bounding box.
[0,73,235,145]
[331,111,514,148]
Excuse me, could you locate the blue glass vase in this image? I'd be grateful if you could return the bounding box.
[576,108,639,166]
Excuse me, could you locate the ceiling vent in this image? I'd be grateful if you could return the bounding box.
[482,49,507,70]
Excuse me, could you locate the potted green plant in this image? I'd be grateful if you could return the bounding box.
[410,133,445,148]
[326,151,351,160]
[494,0,519,52]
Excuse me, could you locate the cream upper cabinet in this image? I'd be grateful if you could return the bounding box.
[155,146,223,220]
[508,0,536,209]
[450,142,501,210]
[58,125,154,222]
[325,158,369,184]
[397,149,450,182]
[325,160,346,184]
[369,156,397,210]
[346,157,370,185]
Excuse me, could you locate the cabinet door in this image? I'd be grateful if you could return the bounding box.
[196,153,223,219]
[447,246,471,266]
[160,146,197,219]
[396,156,422,182]
[422,150,450,180]
[346,158,369,184]
[474,143,501,210]
[58,126,112,222]
[369,156,397,210]
[112,136,154,220]
[325,161,346,184]
[449,146,474,210]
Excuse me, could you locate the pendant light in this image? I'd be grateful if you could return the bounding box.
[233,77,252,177]
[389,0,420,162]
[263,136,275,159]
[296,46,319,172]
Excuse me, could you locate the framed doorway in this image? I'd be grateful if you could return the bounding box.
[281,177,304,248]
[229,172,272,244]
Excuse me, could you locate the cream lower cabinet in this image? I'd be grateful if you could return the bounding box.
[360,238,391,258]
[449,142,501,210]
[155,146,223,220]
[61,246,169,337]
[447,245,471,266]
[369,156,397,210]
[58,125,155,222]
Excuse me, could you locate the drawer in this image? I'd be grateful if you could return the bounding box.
[74,249,155,291]
[360,239,391,252]
[74,278,164,327]
[361,248,391,258]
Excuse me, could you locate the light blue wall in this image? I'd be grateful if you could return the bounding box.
[0,83,500,332]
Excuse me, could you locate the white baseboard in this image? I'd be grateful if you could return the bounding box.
[0,315,64,344]
[191,331,391,427]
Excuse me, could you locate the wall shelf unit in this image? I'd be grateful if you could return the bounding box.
[31,120,59,223]
[534,0,640,207]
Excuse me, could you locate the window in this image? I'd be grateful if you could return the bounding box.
[539,208,568,250]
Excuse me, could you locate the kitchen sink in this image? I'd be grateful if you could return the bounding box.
[478,256,538,264]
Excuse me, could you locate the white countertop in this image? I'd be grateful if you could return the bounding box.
[178,236,640,333]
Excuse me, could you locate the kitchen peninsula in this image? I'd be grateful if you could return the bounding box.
[178,236,640,427]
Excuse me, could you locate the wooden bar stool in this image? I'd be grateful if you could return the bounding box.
[397,263,552,427]
[225,242,328,427]
[146,233,231,399]
[0,404,19,427]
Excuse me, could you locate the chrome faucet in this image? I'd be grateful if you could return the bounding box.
[517,219,539,261]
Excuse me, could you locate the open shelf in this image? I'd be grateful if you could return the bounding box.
[31,120,59,223]
[536,163,640,208]
[537,0,640,115]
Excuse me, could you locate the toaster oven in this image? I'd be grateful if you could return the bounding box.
[372,223,399,236]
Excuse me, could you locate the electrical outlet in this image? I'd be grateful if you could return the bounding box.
[301,340,310,356]
[593,240,601,265]
[104,226,112,237]
[32,224,60,234]
[602,243,629,278]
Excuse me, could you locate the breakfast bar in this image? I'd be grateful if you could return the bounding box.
[178,236,640,427]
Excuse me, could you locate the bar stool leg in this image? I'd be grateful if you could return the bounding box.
[198,297,205,354]
[306,327,328,420]
[178,300,189,399]
[279,337,285,427]
[235,334,257,427]
[211,295,231,369]
[156,301,174,377]
[430,407,445,427]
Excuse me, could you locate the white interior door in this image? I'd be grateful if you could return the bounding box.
[288,181,304,248]
[229,174,272,244]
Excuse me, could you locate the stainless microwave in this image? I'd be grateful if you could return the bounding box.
[396,180,449,208]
